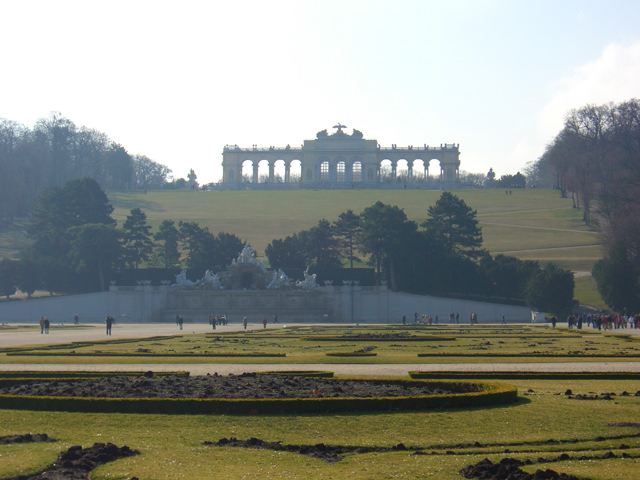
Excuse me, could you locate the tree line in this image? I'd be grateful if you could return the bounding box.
[0,178,574,315]
[265,192,573,315]
[0,178,243,296]
[0,113,174,225]
[532,98,640,312]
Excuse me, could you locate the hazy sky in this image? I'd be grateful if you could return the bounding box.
[2,0,639,183]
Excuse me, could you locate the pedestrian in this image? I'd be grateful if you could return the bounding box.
[273,313,278,324]
[44,317,50,334]
[176,315,184,330]
[262,317,267,329]
[105,314,114,335]
[209,313,216,330]
[74,313,79,325]
[243,316,248,330]
[39,316,45,334]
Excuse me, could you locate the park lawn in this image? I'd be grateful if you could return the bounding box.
[107,189,593,265]
[0,378,638,480]
[1,188,607,307]
[3,326,640,364]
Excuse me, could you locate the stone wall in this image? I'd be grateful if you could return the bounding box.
[0,286,532,324]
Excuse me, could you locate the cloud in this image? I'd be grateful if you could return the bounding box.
[538,41,640,139]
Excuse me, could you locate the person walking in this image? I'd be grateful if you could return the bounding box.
[262,317,267,329]
[243,316,248,330]
[105,314,114,335]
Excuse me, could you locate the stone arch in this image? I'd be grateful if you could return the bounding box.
[351,160,363,183]
[396,159,409,182]
[289,159,302,183]
[257,159,270,183]
[426,159,442,181]
[273,159,286,183]
[411,159,426,182]
[241,160,254,183]
[379,159,393,183]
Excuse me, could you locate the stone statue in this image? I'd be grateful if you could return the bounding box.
[267,269,290,289]
[173,269,194,287]
[201,269,223,289]
[296,266,318,290]
[316,129,328,139]
[351,128,363,139]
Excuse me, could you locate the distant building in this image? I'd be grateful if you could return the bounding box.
[221,124,460,188]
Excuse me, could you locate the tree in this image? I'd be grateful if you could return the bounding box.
[359,201,416,285]
[67,223,123,291]
[525,263,574,316]
[422,192,482,258]
[0,258,17,299]
[334,210,361,268]
[213,232,245,270]
[187,169,198,190]
[16,259,40,298]
[303,219,342,270]
[592,244,640,312]
[178,221,217,279]
[133,155,171,190]
[154,220,181,269]
[24,177,116,293]
[265,234,307,271]
[122,208,153,269]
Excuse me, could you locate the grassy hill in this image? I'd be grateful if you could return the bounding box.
[0,188,606,307]
[109,188,602,273]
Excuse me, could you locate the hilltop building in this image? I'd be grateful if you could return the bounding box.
[221,124,460,188]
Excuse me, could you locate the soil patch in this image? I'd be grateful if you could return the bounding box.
[0,373,465,399]
[205,437,412,464]
[3,443,137,480]
[0,433,54,445]
[460,458,591,480]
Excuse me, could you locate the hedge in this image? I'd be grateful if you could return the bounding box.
[0,378,517,415]
[256,371,334,378]
[409,371,640,380]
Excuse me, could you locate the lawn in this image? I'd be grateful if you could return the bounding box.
[3,325,640,365]
[1,325,639,479]
[106,188,598,272]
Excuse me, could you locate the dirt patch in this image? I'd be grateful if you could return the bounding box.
[0,373,465,399]
[460,457,589,480]
[205,437,412,464]
[0,433,53,445]
[3,443,137,480]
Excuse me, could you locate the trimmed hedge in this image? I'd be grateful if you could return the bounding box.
[0,378,517,415]
[409,371,640,380]
[304,336,456,342]
[0,371,188,379]
[256,371,334,378]
[6,352,286,357]
[325,352,377,357]
[416,353,640,358]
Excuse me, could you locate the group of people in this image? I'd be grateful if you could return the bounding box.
[406,311,467,325]
[565,313,640,330]
[39,316,50,334]
[208,313,228,329]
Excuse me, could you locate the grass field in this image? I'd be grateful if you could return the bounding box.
[106,188,602,273]
[2,325,639,365]
[1,325,639,480]
[0,188,607,307]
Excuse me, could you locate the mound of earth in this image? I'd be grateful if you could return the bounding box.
[6,443,137,480]
[0,373,463,399]
[460,458,591,480]
[205,437,411,464]
[0,433,53,445]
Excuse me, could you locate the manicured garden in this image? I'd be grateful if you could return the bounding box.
[0,325,638,479]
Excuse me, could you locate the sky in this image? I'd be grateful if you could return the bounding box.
[1,0,640,184]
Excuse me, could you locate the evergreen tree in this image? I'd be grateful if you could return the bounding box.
[422,192,482,258]
[122,208,153,269]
